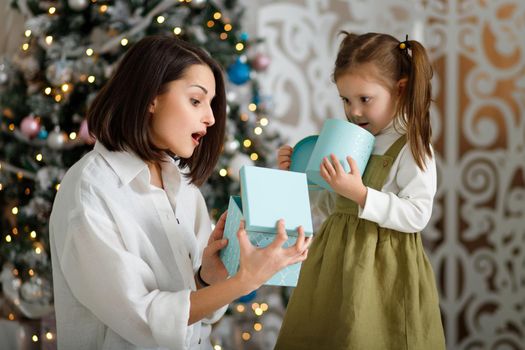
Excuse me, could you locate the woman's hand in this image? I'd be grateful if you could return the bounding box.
[235,219,311,293]
[320,153,368,207]
[199,211,229,286]
[277,145,293,170]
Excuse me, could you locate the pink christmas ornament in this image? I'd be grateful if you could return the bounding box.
[79,119,95,144]
[252,53,271,71]
[20,115,41,138]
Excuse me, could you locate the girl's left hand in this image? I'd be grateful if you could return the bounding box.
[200,211,229,285]
[320,154,368,207]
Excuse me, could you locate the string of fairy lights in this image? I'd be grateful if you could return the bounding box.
[2,0,270,181]
[1,0,274,347]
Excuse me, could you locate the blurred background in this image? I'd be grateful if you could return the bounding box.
[0,0,524,349]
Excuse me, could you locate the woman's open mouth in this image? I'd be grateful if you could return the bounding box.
[191,132,206,145]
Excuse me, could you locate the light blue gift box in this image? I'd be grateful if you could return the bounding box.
[220,166,313,287]
[305,119,375,191]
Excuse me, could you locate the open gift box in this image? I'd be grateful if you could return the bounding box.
[293,119,375,191]
[220,165,313,287]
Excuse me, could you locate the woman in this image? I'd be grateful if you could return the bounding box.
[49,35,310,350]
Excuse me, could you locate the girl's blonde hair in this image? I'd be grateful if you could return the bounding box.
[333,32,433,170]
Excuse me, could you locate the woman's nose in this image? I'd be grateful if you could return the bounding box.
[203,107,215,127]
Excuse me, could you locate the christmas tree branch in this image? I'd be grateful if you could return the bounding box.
[98,0,179,54]
[0,160,36,180]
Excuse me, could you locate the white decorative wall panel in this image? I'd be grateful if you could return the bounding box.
[253,0,525,348]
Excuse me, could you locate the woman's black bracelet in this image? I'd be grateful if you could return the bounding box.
[197,266,210,287]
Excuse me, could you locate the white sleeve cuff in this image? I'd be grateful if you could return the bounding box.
[148,289,191,349]
[358,187,390,223]
[202,304,228,324]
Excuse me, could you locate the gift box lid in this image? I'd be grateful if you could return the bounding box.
[290,135,322,191]
[240,166,313,236]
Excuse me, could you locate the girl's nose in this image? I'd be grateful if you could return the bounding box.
[349,105,361,118]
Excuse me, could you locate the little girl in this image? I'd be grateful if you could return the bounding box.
[275,32,446,349]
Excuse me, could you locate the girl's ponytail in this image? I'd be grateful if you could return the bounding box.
[398,39,434,170]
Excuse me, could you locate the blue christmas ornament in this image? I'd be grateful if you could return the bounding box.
[227,58,251,85]
[37,129,48,139]
[237,290,257,303]
[240,32,249,41]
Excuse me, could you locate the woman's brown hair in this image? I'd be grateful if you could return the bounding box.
[87,35,226,186]
[333,32,433,170]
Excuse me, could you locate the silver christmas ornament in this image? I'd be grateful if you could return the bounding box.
[226,91,237,102]
[0,71,7,85]
[47,127,67,149]
[228,153,254,181]
[20,279,44,303]
[224,139,240,154]
[68,0,89,11]
[190,0,207,8]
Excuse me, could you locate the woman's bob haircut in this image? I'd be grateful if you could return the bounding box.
[87,35,226,186]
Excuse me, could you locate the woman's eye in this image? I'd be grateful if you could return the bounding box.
[191,98,200,106]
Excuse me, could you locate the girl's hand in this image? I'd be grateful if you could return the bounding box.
[236,219,311,292]
[200,211,229,285]
[277,145,293,170]
[320,153,368,207]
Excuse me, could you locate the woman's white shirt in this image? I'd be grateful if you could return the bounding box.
[309,122,437,233]
[49,142,226,350]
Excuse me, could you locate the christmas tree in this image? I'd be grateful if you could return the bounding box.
[0,0,282,347]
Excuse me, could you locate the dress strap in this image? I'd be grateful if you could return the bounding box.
[384,135,407,159]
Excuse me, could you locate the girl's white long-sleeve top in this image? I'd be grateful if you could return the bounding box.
[309,122,437,233]
[49,142,227,350]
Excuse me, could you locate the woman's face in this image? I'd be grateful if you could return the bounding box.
[336,64,402,135]
[149,64,216,158]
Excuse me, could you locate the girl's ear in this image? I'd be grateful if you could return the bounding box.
[397,78,408,96]
[149,97,157,114]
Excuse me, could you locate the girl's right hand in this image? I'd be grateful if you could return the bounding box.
[235,219,310,292]
[277,145,293,170]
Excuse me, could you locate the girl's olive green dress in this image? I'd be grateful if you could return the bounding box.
[275,136,446,350]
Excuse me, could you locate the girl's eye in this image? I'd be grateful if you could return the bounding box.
[361,96,370,103]
[341,97,349,104]
[191,98,200,106]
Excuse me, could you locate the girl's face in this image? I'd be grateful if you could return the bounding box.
[336,64,402,135]
[149,64,216,158]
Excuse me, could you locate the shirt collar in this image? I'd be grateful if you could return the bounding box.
[94,142,185,191]
[94,141,150,186]
[378,120,406,136]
